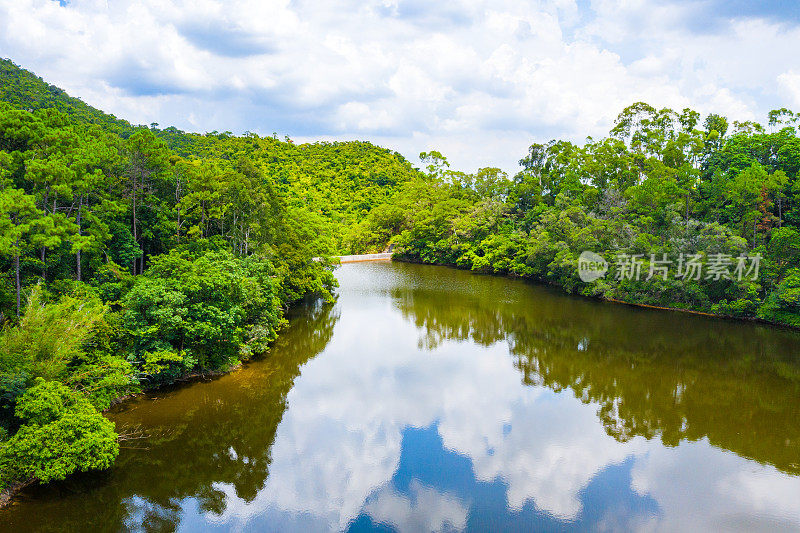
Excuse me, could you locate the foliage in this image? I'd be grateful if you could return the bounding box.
[0,59,135,138]
[123,249,284,384]
[0,378,118,488]
[758,269,800,327]
[0,285,106,385]
[366,102,800,327]
[0,60,344,490]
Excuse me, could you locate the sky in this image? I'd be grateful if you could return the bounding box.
[2,0,800,173]
[183,261,800,531]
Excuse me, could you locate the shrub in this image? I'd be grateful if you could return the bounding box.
[0,379,118,487]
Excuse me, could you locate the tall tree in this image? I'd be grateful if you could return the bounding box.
[122,130,170,274]
[0,187,44,315]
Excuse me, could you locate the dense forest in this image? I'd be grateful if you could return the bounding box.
[0,59,417,495]
[1,55,800,497]
[353,105,800,328]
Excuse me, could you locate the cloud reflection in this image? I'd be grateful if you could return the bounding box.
[7,262,797,532]
[198,263,800,531]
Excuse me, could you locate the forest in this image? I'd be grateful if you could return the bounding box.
[1,56,800,496]
[0,59,419,495]
[351,105,800,328]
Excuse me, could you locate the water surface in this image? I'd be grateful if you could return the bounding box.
[2,262,800,532]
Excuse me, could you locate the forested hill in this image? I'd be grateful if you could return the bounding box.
[0,58,135,137]
[0,58,422,252]
[182,134,422,249]
[0,59,419,494]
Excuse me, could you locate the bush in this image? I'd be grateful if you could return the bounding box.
[0,285,107,385]
[0,379,118,487]
[123,249,284,384]
[758,269,800,327]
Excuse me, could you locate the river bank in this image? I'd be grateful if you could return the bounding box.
[391,254,798,330]
[2,261,797,531]
[0,363,248,509]
[0,292,319,510]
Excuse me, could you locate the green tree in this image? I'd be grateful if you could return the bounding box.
[0,284,106,386]
[0,188,45,316]
[122,249,284,383]
[122,130,170,274]
[0,378,118,487]
[767,227,800,282]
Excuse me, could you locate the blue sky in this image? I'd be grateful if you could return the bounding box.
[2,0,800,172]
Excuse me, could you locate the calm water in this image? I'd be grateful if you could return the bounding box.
[2,262,800,532]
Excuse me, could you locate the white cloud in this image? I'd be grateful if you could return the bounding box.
[188,262,800,532]
[364,481,469,533]
[631,440,800,532]
[1,0,798,172]
[778,71,800,108]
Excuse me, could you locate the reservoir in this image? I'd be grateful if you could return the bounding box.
[2,261,799,532]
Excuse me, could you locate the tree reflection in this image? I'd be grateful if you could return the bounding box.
[0,299,340,532]
[390,266,800,476]
[3,264,800,532]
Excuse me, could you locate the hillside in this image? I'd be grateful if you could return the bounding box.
[0,59,371,495]
[0,59,422,253]
[181,133,422,251]
[0,58,135,137]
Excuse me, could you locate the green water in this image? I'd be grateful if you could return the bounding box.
[2,261,799,532]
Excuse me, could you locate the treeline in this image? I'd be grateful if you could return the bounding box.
[1,71,390,491]
[3,55,800,496]
[0,58,135,138]
[352,104,800,327]
[0,59,420,256]
[0,58,423,494]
